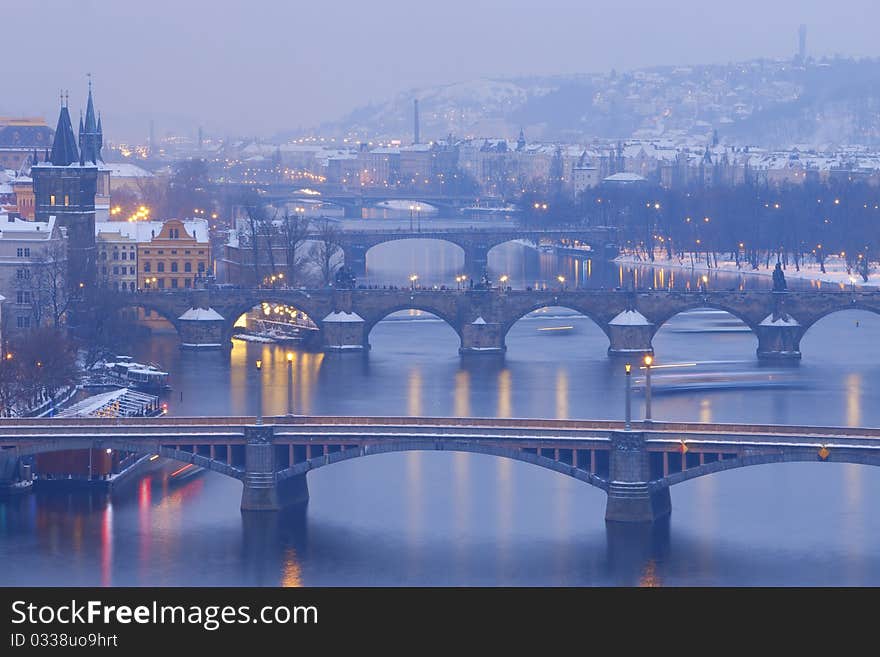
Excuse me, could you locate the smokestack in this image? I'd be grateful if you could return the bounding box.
[414,98,420,145]
[798,24,807,62]
[149,120,155,155]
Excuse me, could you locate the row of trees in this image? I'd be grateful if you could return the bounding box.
[0,328,78,417]
[524,180,880,280]
[238,192,344,287]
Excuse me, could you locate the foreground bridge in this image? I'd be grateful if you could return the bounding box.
[335,227,616,275]
[2,416,878,523]
[108,287,880,360]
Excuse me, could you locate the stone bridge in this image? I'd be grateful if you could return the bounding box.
[3,416,880,523]
[336,227,617,276]
[104,288,880,360]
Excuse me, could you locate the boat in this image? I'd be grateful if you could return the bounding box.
[103,357,170,392]
[632,364,801,394]
[232,305,320,344]
[459,204,520,216]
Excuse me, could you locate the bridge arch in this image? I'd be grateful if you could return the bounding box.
[100,298,185,347]
[648,302,759,337]
[656,451,880,489]
[275,440,608,492]
[3,439,244,481]
[797,304,880,336]
[501,303,613,341]
[223,297,324,346]
[361,304,464,345]
[348,237,467,275]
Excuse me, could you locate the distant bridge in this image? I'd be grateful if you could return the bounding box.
[2,415,879,522]
[105,287,878,360]
[334,226,617,275]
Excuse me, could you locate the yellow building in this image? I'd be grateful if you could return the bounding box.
[137,219,210,291]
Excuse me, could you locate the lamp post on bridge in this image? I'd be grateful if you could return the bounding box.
[286,351,294,416]
[624,363,632,430]
[255,359,263,425]
[643,354,653,423]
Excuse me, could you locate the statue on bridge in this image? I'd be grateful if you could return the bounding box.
[772,262,787,292]
[334,266,357,290]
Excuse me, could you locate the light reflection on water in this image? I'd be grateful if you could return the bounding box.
[2,240,880,586]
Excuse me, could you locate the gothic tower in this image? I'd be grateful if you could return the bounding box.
[31,84,99,328]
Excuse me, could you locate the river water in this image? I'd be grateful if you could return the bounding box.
[2,214,880,586]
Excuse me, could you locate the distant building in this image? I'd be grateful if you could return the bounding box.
[134,219,211,291]
[0,117,53,170]
[95,224,138,292]
[0,211,66,333]
[572,166,599,196]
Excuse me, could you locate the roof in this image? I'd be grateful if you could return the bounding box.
[323,311,364,323]
[95,219,210,243]
[99,162,153,178]
[179,307,224,321]
[603,172,647,183]
[0,215,57,239]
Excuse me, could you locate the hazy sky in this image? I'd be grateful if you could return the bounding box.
[5,0,880,142]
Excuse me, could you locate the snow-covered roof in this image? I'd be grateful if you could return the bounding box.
[760,314,800,327]
[0,215,57,239]
[99,162,154,178]
[95,219,210,243]
[603,172,647,183]
[179,307,224,321]
[609,310,651,326]
[472,316,487,325]
[323,311,364,323]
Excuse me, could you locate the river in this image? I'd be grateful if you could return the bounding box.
[2,213,879,586]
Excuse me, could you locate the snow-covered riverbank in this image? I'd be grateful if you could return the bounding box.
[614,251,877,289]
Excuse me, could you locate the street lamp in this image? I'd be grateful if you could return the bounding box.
[557,275,565,288]
[849,275,857,296]
[643,354,653,422]
[624,363,632,430]
[255,359,263,425]
[416,204,422,232]
[286,351,294,416]
[499,274,509,289]
[410,274,419,290]
[409,205,415,231]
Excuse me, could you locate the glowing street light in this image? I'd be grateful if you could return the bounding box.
[643,354,654,422]
[255,359,263,425]
[410,274,419,290]
[557,275,566,288]
[286,351,295,416]
[624,363,632,430]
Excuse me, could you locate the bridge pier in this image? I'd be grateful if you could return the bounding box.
[241,426,310,512]
[755,314,802,361]
[177,307,225,349]
[605,431,671,523]
[322,311,368,352]
[606,310,654,357]
[459,317,505,354]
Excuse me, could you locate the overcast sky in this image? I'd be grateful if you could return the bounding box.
[5,0,879,142]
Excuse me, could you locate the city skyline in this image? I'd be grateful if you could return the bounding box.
[5,0,880,141]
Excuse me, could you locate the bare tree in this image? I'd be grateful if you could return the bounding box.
[310,219,342,286]
[279,210,310,286]
[16,241,69,329]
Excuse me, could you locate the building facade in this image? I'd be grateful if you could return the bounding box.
[137,219,210,291]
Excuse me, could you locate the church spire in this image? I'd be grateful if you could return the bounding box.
[80,73,103,164]
[49,96,80,166]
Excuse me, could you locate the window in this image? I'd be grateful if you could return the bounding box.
[129,282,135,292]
[101,252,107,260]
[185,250,191,255]
[130,266,135,275]
[16,291,30,304]
[102,266,107,275]
[16,316,30,329]
[121,252,127,261]
[171,278,178,289]
[64,195,70,206]
[16,248,30,257]
[49,194,55,205]
[112,251,119,260]
[157,262,165,273]
[112,266,119,275]
[157,279,165,289]
[143,262,151,272]
[171,262,178,273]
[157,250,164,255]
[184,278,192,288]
[143,249,150,254]
[184,262,192,273]
[171,250,178,255]
[198,250,205,255]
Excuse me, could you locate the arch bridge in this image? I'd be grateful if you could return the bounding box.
[101,288,880,360]
[2,416,879,523]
